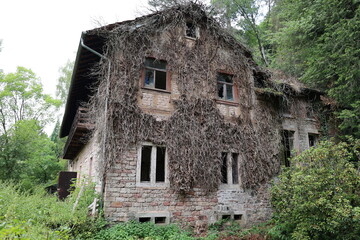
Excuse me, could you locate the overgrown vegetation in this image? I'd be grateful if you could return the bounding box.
[270,140,360,240]
[0,181,104,239]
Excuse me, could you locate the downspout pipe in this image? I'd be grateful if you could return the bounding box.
[80,32,110,213]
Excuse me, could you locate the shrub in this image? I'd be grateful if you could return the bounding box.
[0,181,100,239]
[270,141,360,240]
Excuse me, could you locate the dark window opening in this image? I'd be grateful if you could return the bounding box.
[308,134,317,147]
[281,130,294,167]
[222,215,231,220]
[232,153,239,184]
[156,147,166,182]
[140,146,152,182]
[186,22,197,38]
[144,58,167,90]
[139,217,151,223]
[155,217,166,224]
[221,152,228,184]
[234,214,242,221]
[217,73,234,101]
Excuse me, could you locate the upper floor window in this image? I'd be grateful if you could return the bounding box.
[217,73,234,101]
[137,143,168,187]
[221,152,239,185]
[144,58,168,91]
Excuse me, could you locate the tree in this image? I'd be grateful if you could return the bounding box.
[0,120,65,188]
[267,0,360,137]
[212,0,272,65]
[0,67,63,188]
[56,60,74,106]
[271,141,360,239]
[0,67,61,135]
[148,0,191,11]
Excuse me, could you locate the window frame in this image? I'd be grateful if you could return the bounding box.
[216,72,238,104]
[136,142,169,188]
[142,57,171,92]
[220,152,240,187]
[184,21,199,39]
[281,130,295,167]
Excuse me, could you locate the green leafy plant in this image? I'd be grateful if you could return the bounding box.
[271,140,360,240]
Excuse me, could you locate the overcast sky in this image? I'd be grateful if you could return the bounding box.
[0,0,149,96]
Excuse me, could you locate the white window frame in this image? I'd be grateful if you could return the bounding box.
[136,142,169,188]
[220,152,240,188]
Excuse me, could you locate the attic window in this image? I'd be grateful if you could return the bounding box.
[144,58,168,91]
[185,22,198,39]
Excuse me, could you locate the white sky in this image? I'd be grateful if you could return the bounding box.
[0,0,149,96]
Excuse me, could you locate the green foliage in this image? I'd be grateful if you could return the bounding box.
[271,141,360,240]
[56,60,74,106]
[93,221,194,240]
[0,181,101,239]
[267,0,360,137]
[0,67,61,133]
[0,119,65,189]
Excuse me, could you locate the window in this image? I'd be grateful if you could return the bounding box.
[143,58,168,91]
[281,130,294,167]
[308,133,318,148]
[185,22,198,39]
[136,212,170,224]
[221,152,239,185]
[217,73,234,101]
[137,143,168,186]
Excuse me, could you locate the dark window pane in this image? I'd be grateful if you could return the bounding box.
[218,83,224,99]
[232,153,239,184]
[155,217,166,224]
[221,152,228,184]
[222,215,231,220]
[186,22,196,38]
[281,130,294,167]
[145,58,166,69]
[155,71,167,90]
[226,85,233,101]
[234,214,242,220]
[309,134,317,147]
[156,147,166,182]
[217,73,233,83]
[141,146,152,182]
[144,69,154,87]
[139,217,151,223]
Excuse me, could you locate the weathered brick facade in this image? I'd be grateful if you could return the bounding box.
[60,4,323,229]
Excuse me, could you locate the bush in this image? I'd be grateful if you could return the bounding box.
[0,181,100,239]
[270,141,360,240]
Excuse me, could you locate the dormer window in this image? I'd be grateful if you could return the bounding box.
[144,58,168,90]
[217,73,234,101]
[185,22,198,39]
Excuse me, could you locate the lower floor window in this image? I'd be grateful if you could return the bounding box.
[137,143,168,186]
[221,152,239,185]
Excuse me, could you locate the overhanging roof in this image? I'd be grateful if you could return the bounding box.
[60,32,105,138]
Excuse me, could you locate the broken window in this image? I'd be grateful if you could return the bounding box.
[217,73,234,101]
[308,133,318,148]
[185,22,197,38]
[138,143,168,186]
[144,58,167,90]
[221,152,239,185]
[281,130,294,167]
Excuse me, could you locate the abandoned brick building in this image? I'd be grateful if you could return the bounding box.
[60,4,323,228]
